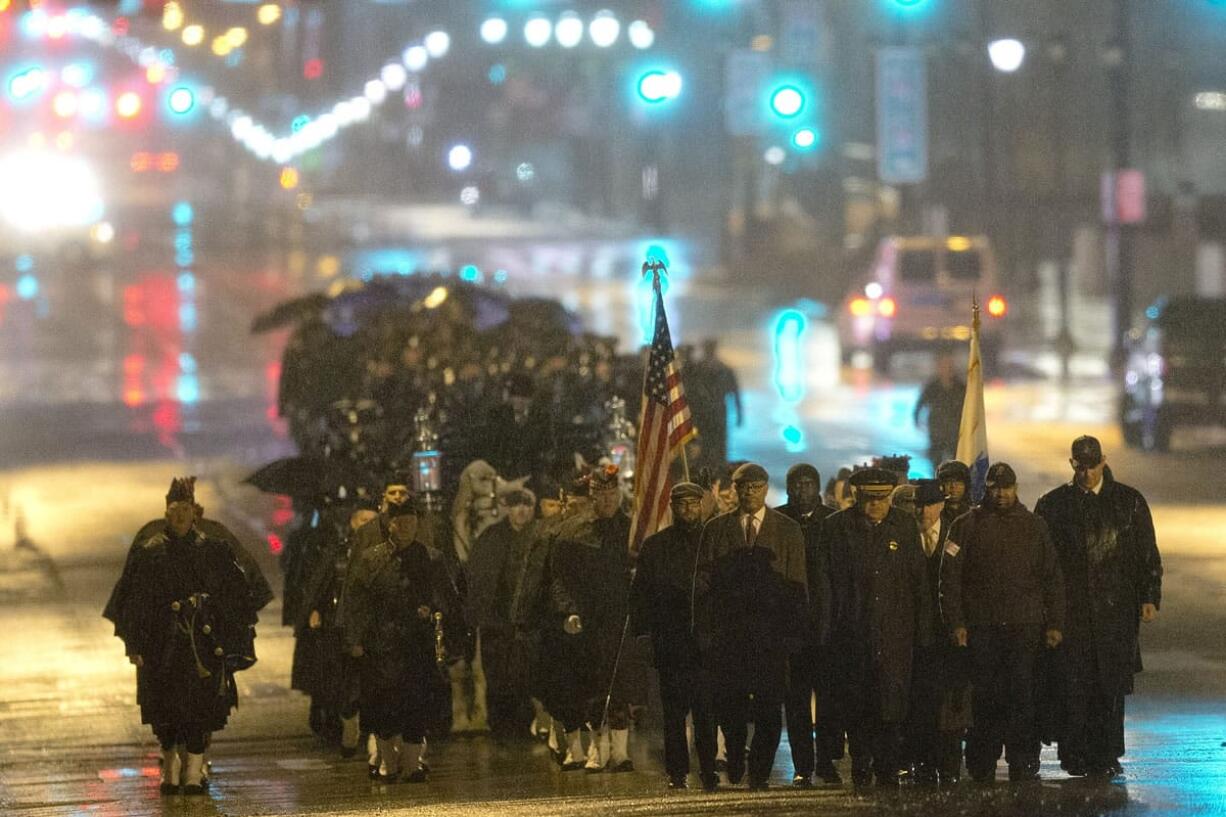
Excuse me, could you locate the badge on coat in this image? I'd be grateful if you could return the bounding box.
[944,541,960,557]
[888,540,899,551]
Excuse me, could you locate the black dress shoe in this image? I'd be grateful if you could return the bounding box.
[792,773,813,788]
[158,783,179,796]
[701,774,720,792]
[726,761,746,785]
[668,775,688,789]
[182,783,206,796]
[340,746,358,759]
[367,764,380,780]
[405,768,428,783]
[747,777,769,790]
[851,767,873,787]
[559,760,585,772]
[610,759,635,773]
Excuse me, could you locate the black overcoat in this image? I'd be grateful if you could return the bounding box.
[820,505,932,723]
[1033,472,1162,698]
[693,508,808,700]
[114,528,255,731]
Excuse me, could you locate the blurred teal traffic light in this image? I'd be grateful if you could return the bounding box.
[636,69,682,104]
[769,84,805,118]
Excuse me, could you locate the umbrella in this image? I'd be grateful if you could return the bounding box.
[250,293,330,334]
[243,456,375,499]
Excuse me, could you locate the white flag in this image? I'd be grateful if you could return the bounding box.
[956,304,989,502]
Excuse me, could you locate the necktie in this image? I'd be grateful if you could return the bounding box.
[745,515,757,546]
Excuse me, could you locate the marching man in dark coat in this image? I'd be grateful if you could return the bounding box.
[942,462,1065,783]
[693,462,808,789]
[465,486,541,737]
[906,479,971,784]
[937,460,973,525]
[820,467,931,787]
[775,463,838,787]
[111,477,256,796]
[1034,436,1162,779]
[343,495,459,783]
[539,465,638,773]
[630,481,718,791]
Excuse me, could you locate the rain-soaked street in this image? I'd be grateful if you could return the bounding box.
[2,204,1225,817]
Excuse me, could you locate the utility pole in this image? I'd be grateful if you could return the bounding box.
[1105,0,1134,371]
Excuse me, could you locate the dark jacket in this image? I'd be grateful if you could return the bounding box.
[940,502,1065,632]
[630,521,703,668]
[776,501,835,647]
[693,507,808,699]
[821,505,932,723]
[914,377,967,446]
[342,539,461,660]
[1034,471,1162,696]
[105,517,274,629]
[114,528,255,731]
[466,518,539,630]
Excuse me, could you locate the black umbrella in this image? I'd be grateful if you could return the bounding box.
[243,456,375,499]
[250,293,330,334]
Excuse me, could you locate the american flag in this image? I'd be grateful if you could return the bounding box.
[629,270,696,553]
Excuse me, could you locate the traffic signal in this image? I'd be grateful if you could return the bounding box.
[769,84,805,118]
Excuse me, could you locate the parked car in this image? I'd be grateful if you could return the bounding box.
[1120,296,1226,451]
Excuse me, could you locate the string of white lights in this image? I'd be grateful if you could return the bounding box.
[70,13,443,165]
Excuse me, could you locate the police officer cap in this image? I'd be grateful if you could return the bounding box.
[936,460,971,484]
[848,467,897,498]
[670,481,705,501]
[985,462,1017,488]
[731,462,769,484]
[913,479,946,507]
[1071,435,1103,466]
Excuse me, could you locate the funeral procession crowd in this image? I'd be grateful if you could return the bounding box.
[102,283,1162,799]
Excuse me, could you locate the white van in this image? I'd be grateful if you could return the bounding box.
[837,235,1006,372]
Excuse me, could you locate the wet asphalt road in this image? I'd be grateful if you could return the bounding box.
[2,215,1226,816]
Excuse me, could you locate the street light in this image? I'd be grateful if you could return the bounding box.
[448,144,473,172]
[556,12,583,49]
[403,45,428,72]
[589,11,620,48]
[628,20,655,50]
[988,38,1026,73]
[480,18,508,45]
[425,31,450,59]
[524,17,552,48]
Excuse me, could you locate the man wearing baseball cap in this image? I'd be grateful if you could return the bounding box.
[941,462,1065,783]
[1034,436,1162,779]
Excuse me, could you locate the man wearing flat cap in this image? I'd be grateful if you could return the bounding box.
[693,463,808,789]
[942,462,1065,783]
[1034,436,1162,779]
[775,464,838,787]
[631,481,718,790]
[819,466,932,786]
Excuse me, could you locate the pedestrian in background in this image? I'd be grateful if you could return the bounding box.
[1034,436,1162,779]
[914,354,966,468]
[941,463,1065,783]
